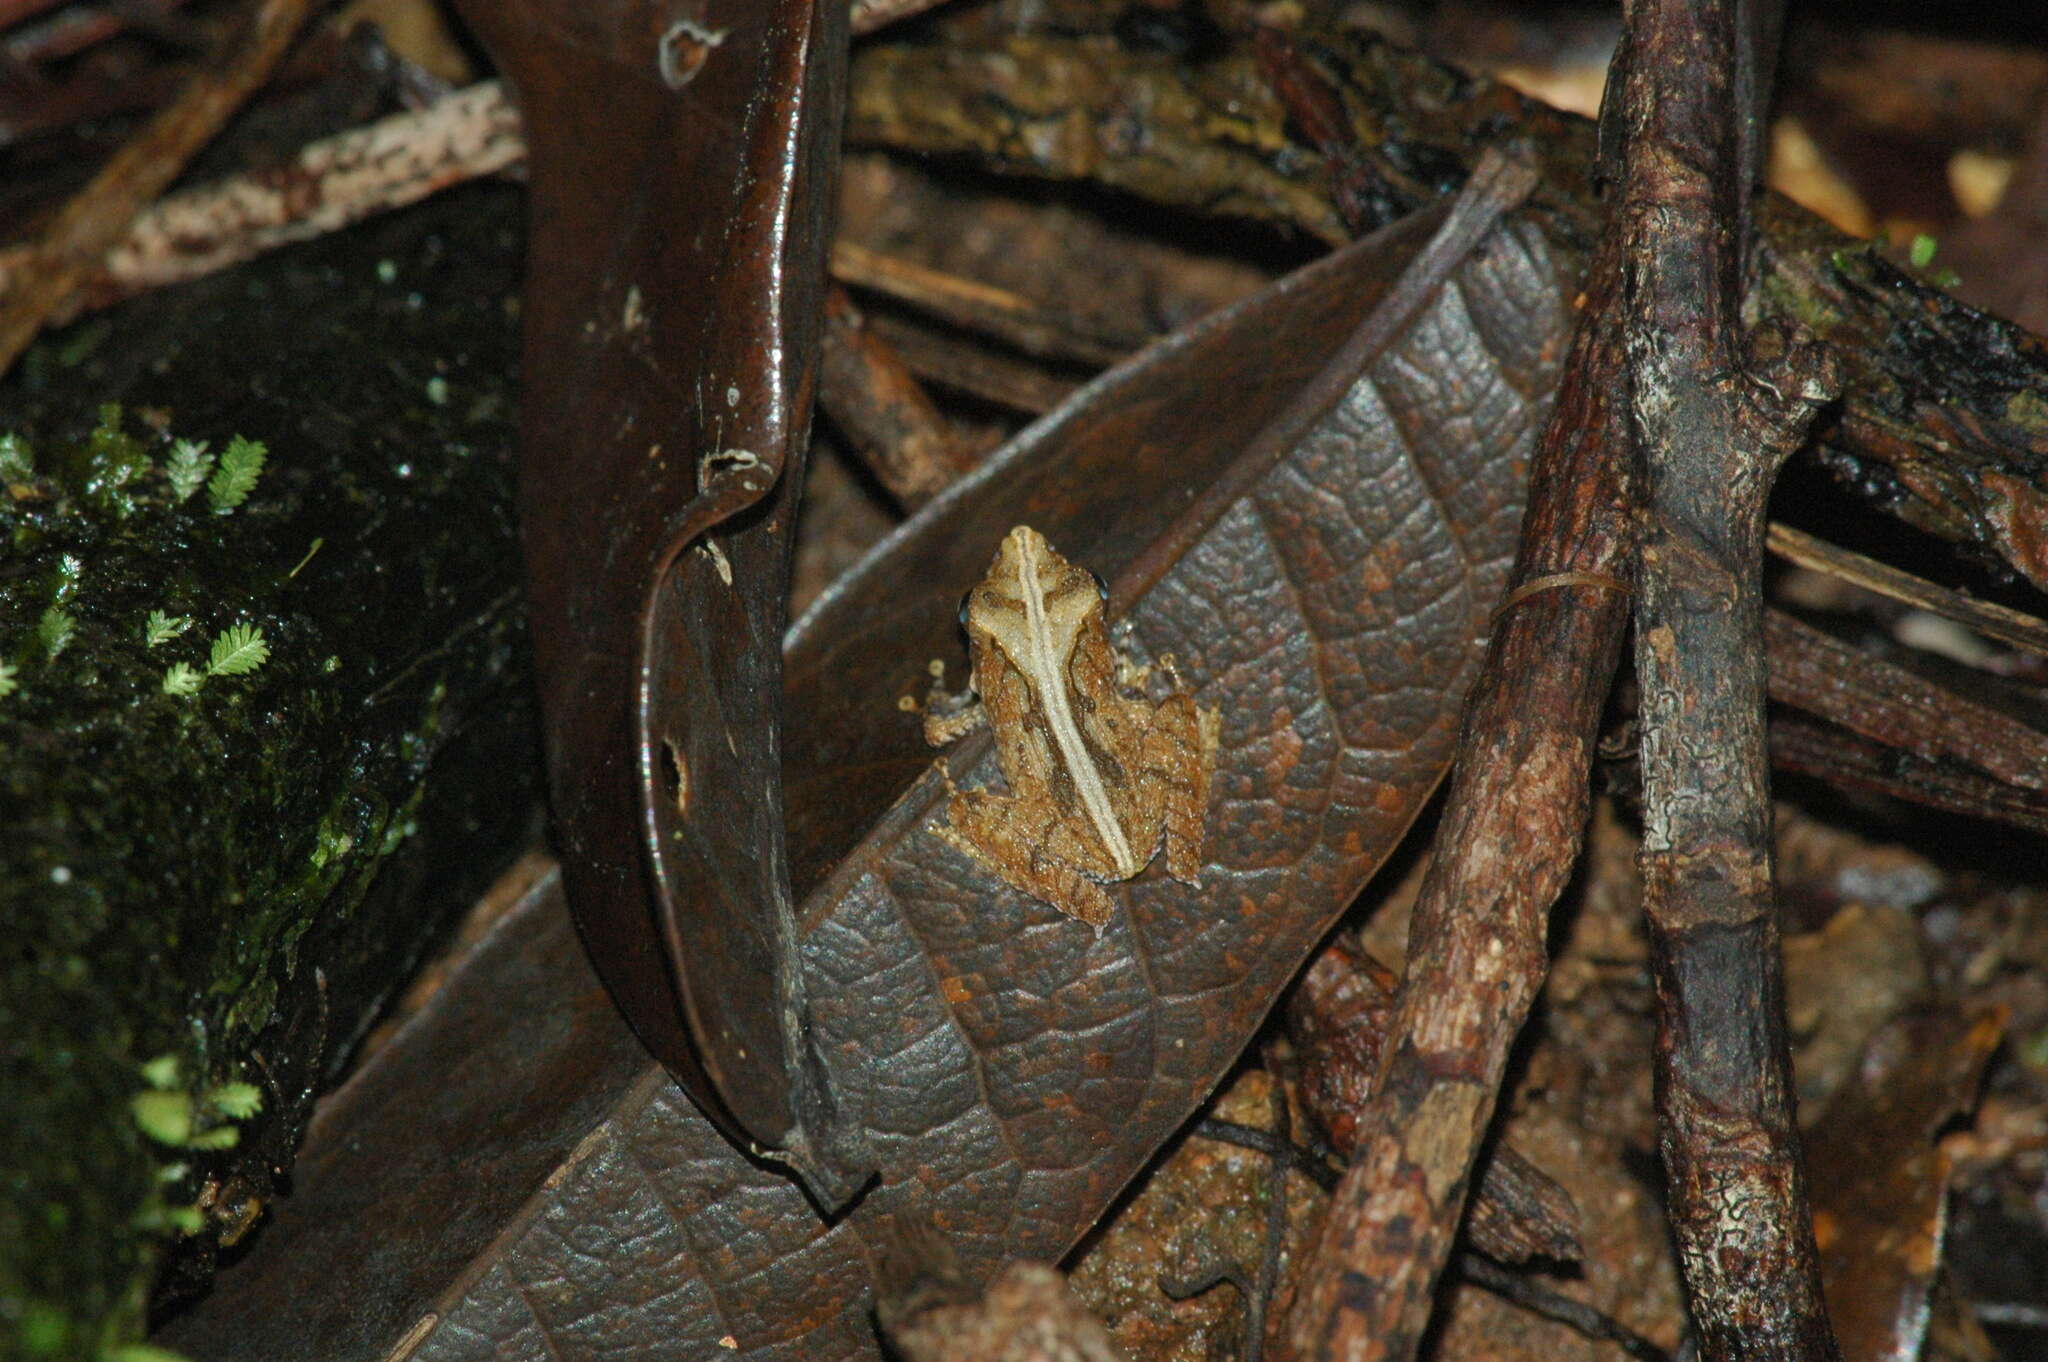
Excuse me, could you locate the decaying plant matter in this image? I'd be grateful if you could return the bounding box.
[14,0,2048,1359]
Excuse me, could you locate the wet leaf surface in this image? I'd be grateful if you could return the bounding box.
[449,0,863,1201]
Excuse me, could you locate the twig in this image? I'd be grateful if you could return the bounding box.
[1452,1256,1674,1362]
[1764,609,2048,791]
[1193,1117,1340,1192]
[829,239,1154,367]
[1617,0,1842,1356]
[817,284,981,505]
[1159,1081,1295,1362]
[1279,163,1635,1362]
[1767,715,2048,837]
[0,78,525,322]
[849,0,955,36]
[865,313,1082,414]
[1766,522,2048,658]
[1195,1111,1648,1359]
[1975,1301,2048,1330]
[0,0,319,377]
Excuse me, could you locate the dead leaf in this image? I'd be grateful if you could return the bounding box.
[450,0,869,1203]
[167,199,1570,1360]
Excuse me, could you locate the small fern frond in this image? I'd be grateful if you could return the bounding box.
[37,606,75,659]
[206,623,269,677]
[145,610,194,648]
[206,436,265,512]
[164,439,213,503]
[0,432,32,483]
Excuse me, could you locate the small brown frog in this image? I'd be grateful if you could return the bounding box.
[923,526,1219,928]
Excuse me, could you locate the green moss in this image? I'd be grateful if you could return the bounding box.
[2,184,535,1359]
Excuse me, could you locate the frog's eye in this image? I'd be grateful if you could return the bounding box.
[957,589,974,633]
[1089,571,1110,605]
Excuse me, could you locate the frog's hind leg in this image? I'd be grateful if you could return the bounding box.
[1145,694,1219,884]
[938,789,1117,928]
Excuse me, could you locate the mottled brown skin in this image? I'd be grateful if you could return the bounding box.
[926,526,1217,927]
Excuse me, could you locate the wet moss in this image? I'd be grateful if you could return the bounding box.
[2,182,536,1359]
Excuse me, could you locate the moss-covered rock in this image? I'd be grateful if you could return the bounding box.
[1,182,536,1360]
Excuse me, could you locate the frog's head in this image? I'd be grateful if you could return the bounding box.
[970,526,1106,684]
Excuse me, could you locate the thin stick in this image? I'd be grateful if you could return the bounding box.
[1768,715,2048,837]
[1279,189,1636,1362]
[0,79,524,322]
[1452,1257,1674,1362]
[829,239,1153,367]
[0,0,320,377]
[1766,522,2048,657]
[1618,0,1842,1355]
[866,314,1081,414]
[849,0,955,35]
[1765,609,2048,791]
[817,285,981,504]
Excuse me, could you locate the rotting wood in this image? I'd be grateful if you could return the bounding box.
[1618,0,1842,1355]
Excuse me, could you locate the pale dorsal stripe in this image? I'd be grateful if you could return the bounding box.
[1016,533,1140,874]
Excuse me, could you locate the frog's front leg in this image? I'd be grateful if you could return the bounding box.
[1141,692,1220,884]
[937,788,1117,928]
[921,661,987,746]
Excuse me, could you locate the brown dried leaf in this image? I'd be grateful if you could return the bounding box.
[450,0,867,1203]
[1810,1010,2005,1362]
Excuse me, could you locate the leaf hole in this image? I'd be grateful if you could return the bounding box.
[661,738,690,817]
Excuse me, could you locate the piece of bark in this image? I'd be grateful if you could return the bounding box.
[1618,0,1841,1355]
[1284,935,1583,1267]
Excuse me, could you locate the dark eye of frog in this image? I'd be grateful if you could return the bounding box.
[957,589,974,635]
[1089,570,1110,606]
